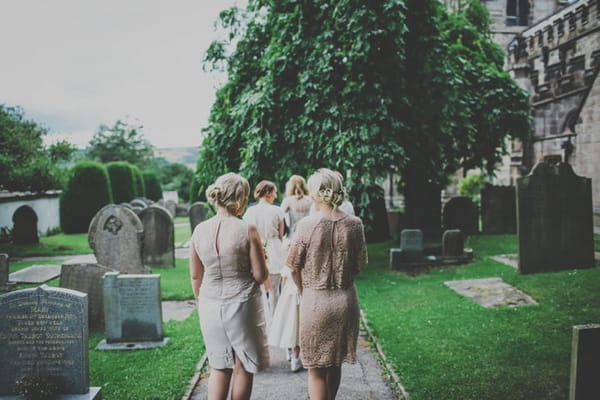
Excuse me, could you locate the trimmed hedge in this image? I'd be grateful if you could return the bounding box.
[60,161,113,233]
[131,165,146,198]
[106,161,135,204]
[142,170,163,201]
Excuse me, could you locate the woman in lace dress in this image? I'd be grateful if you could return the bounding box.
[243,180,285,315]
[189,172,270,400]
[287,168,367,400]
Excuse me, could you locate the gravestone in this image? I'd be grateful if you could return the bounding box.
[390,229,425,269]
[164,200,177,218]
[12,205,38,245]
[120,202,133,210]
[139,205,175,268]
[481,185,516,234]
[570,324,600,400]
[517,162,594,274]
[442,196,479,235]
[98,272,167,350]
[444,278,537,308]
[189,202,211,232]
[442,229,464,258]
[0,286,101,399]
[60,263,115,332]
[88,204,149,274]
[0,254,16,292]
[130,198,148,210]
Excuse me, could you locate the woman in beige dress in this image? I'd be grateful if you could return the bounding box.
[189,172,270,400]
[287,168,367,400]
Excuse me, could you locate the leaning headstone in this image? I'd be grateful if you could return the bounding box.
[442,196,479,235]
[60,263,115,332]
[12,205,38,245]
[139,205,175,269]
[189,202,211,232]
[164,200,177,218]
[98,272,168,350]
[481,185,516,234]
[0,286,101,399]
[390,229,425,270]
[88,204,149,274]
[570,324,600,400]
[517,162,594,274]
[0,254,16,292]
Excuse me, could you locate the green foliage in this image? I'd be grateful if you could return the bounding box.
[0,104,76,192]
[142,170,163,201]
[60,161,113,233]
[157,163,194,202]
[86,120,155,169]
[130,165,146,198]
[106,161,135,204]
[458,173,488,205]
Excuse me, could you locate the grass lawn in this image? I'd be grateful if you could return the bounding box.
[356,234,600,400]
[0,233,92,258]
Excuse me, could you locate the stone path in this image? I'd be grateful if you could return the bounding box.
[188,338,398,400]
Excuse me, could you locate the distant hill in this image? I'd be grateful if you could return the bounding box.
[155,147,200,169]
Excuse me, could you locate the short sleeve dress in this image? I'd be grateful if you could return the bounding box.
[191,215,270,373]
[243,201,285,274]
[287,213,367,368]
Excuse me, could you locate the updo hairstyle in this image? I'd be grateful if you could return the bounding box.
[307,168,345,209]
[254,180,277,200]
[205,172,250,214]
[285,175,309,198]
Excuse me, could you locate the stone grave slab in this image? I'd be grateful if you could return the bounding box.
[570,324,600,400]
[162,300,197,322]
[490,254,519,269]
[444,278,537,307]
[0,285,101,399]
[97,272,168,350]
[9,264,61,283]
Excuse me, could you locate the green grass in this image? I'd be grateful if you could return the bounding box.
[356,235,600,400]
[153,258,194,300]
[0,232,91,258]
[595,233,600,252]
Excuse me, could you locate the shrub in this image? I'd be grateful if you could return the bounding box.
[131,165,146,198]
[60,161,113,233]
[142,170,163,201]
[458,173,488,206]
[106,161,135,203]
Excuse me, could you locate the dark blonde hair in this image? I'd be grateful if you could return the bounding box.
[307,168,345,209]
[285,175,309,198]
[253,180,277,200]
[205,173,250,214]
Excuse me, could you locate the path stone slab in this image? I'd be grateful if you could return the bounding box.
[445,277,537,308]
[162,300,196,322]
[9,264,61,283]
[491,254,519,269]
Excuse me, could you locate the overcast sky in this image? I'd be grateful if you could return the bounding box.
[0,0,244,149]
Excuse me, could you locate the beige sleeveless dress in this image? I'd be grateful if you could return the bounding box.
[287,213,367,368]
[191,215,270,373]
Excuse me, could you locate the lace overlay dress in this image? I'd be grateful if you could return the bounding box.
[191,215,270,373]
[287,214,367,368]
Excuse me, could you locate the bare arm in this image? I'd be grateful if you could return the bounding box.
[249,224,269,284]
[189,241,204,300]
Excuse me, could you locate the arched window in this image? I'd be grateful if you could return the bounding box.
[507,0,530,26]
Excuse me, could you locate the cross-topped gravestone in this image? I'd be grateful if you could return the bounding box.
[88,204,148,274]
[0,286,101,398]
[517,162,594,274]
[139,205,175,269]
[189,202,211,232]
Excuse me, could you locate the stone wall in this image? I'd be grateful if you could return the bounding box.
[0,191,61,235]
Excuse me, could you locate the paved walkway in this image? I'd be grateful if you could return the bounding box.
[189,338,398,400]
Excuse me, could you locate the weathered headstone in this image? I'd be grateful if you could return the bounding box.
[442,229,464,258]
[189,202,211,232]
[130,198,148,210]
[517,162,594,274]
[88,204,149,274]
[442,196,479,235]
[0,254,16,292]
[481,185,516,234]
[164,200,177,218]
[98,272,167,350]
[570,324,600,400]
[60,263,115,332]
[12,205,38,245]
[139,205,175,269]
[390,229,425,270]
[0,286,101,399]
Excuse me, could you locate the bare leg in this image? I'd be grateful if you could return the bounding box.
[308,367,328,400]
[230,354,254,400]
[207,368,232,400]
[325,366,342,400]
[293,345,300,358]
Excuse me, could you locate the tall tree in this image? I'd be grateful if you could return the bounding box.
[86,119,155,168]
[0,104,75,192]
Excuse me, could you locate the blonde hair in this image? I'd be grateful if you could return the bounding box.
[253,180,277,200]
[205,172,250,214]
[285,175,309,198]
[307,168,345,208]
